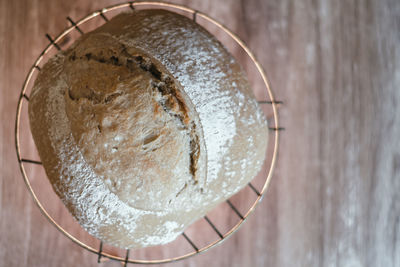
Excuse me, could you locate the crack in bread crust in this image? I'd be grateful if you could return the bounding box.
[67,48,200,184]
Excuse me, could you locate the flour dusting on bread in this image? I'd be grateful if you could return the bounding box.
[28,9,268,249]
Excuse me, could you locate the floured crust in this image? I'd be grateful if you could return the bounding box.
[62,35,206,212]
[28,9,268,248]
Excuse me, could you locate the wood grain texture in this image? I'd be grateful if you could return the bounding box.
[1,0,399,266]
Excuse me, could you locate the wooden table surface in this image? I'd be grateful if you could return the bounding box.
[1,0,399,266]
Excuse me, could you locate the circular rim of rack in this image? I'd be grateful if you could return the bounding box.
[15,1,281,265]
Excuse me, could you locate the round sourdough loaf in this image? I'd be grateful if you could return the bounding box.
[28,9,268,248]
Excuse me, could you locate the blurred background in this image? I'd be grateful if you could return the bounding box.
[1,0,399,266]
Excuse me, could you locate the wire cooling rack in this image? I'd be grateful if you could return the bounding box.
[15,1,283,265]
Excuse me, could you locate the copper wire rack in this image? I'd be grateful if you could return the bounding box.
[15,1,283,265]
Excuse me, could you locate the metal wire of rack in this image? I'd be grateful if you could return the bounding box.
[15,1,283,265]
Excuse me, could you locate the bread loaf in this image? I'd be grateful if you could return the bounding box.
[28,9,268,249]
